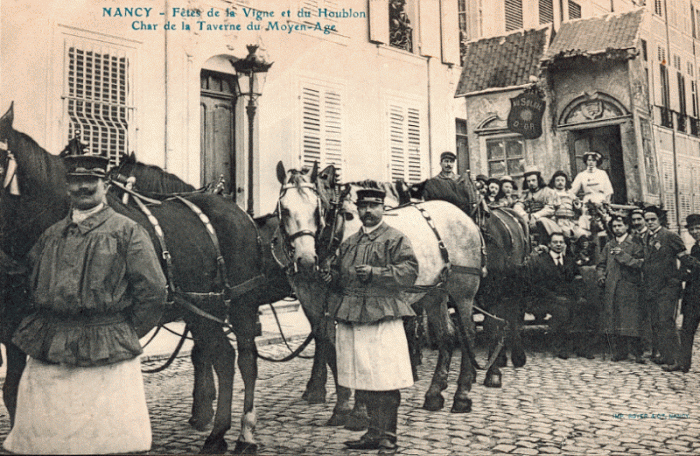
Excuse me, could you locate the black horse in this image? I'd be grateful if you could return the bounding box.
[0,103,290,454]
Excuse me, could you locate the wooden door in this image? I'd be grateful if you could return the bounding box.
[569,125,627,204]
[200,70,237,194]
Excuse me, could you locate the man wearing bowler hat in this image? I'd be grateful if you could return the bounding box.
[422,151,479,215]
[327,186,418,454]
[4,151,166,454]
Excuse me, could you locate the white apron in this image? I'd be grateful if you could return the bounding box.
[336,319,414,391]
[4,356,151,455]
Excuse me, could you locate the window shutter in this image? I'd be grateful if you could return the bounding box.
[369,0,389,44]
[440,0,460,64]
[568,0,581,19]
[505,0,523,31]
[678,161,692,221]
[388,102,422,183]
[662,156,677,228]
[301,84,343,178]
[539,0,554,24]
[63,38,134,165]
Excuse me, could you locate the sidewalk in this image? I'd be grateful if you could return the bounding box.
[141,299,311,362]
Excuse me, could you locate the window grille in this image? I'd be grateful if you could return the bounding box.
[505,0,523,31]
[539,0,554,24]
[63,39,134,166]
[673,54,681,69]
[568,0,581,19]
[486,137,525,178]
[388,103,422,183]
[655,0,663,16]
[300,83,343,178]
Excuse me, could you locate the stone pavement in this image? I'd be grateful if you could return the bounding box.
[0,306,698,455]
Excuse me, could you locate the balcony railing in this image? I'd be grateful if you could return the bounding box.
[677,112,687,133]
[691,117,700,137]
[660,106,674,128]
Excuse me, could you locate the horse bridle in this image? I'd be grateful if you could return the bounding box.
[275,180,347,270]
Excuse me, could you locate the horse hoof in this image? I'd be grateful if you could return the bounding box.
[304,390,326,404]
[450,398,472,413]
[233,440,258,455]
[484,372,502,388]
[422,394,445,412]
[344,413,369,431]
[200,437,228,454]
[326,410,351,426]
[189,414,213,432]
[511,349,527,368]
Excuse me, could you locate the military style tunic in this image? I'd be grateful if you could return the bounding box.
[331,222,418,391]
[5,205,166,455]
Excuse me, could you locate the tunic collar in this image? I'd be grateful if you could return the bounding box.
[436,171,458,181]
[64,204,114,235]
[360,221,389,240]
[615,233,628,244]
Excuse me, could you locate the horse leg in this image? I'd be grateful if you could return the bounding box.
[189,341,216,431]
[191,322,236,455]
[301,314,327,404]
[3,342,26,427]
[447,274,479,412]
[234,335,258,454]
[422,291,453,412]
[505,298,526,368]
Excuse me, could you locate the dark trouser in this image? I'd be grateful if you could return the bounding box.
[355,390,400,444]
[645,285,682,364]
[679,301,700,369]
[612,335,643,358]
[547,297,597,356]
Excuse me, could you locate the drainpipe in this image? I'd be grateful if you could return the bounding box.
[163,0,169,170]
[663,0,681,232]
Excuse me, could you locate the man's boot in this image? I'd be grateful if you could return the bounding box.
[344,391,380,449]
[553,332,571,359]
[376,391,400,454]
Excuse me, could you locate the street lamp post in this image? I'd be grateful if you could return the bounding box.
[231,45,273,216]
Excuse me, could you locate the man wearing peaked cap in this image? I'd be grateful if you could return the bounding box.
[421,151,480,215]
[326,184,418,453]
[4,147,167,453]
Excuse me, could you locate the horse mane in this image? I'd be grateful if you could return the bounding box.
[7,129,67,198]
[117,154,196,195]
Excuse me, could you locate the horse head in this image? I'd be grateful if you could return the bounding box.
[275,161,337,275]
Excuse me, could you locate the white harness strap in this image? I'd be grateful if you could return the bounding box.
[3,151,20,196]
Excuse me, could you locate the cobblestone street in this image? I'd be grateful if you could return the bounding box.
[133,337,699,454]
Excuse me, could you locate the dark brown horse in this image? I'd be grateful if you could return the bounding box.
[0,104,290,454]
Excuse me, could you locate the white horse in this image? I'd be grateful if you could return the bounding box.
[275,162,483,414]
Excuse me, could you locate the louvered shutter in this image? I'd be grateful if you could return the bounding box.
[388,102,422,183]
[301,84,343,178]
[662,155,677,228]
[505,0,523,31]
[539,0,553,24]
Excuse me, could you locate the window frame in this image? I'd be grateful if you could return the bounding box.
[484,135,526,180]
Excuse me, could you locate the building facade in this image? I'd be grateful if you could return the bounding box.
[458,0,700,232]
[1,0,465,215]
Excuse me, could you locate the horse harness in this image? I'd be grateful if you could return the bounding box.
[123,186,265,328]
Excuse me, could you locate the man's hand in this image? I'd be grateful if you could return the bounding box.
[597,277,605,287]
[355,265,372,282]
[319,268,333,284]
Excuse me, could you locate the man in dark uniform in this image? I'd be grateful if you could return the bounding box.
[521,231,593,359]
[327,188,418,454]
[665,214,700,372]
[641,205,688,368]
[421,151,479,215]
[4,153,166,454]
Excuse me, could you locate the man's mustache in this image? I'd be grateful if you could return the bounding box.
[70,188,96,197]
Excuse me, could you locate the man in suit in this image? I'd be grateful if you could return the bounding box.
[522,232,592,359]
[641,205,688,369]
[665,214,700,372]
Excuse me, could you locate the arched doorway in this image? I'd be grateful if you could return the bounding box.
[559,92,632,204]
[200,57,238,194]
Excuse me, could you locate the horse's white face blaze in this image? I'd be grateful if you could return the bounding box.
[279,185,319,271]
